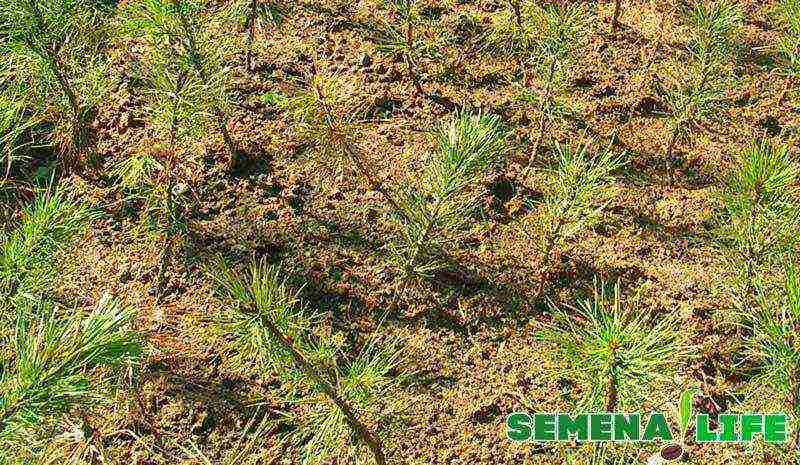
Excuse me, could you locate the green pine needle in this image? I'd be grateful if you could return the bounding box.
[542,280,691,411]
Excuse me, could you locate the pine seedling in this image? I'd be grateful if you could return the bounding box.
[486,1,534,60]
[208,257,402,465]
[389,111,506,279]
[542,280,691,412]
[686,0,743,67]
[1,189,93,320]
[523,141,621,299]
[774,0,800,103]
[742,263,800,449]
[207,256,321,378]
[225,0,293,71]
[123,0,242,297]
[287,338,405,464]
[0,294,142,463]
[658,0,742,180]
[125,0,241,171]
[280,73,363,172]
[280,73,410,221]
[0,0,112,158]
[0,91,38,179]
[524,2,593,169]
[715,139,800,312]
[375,0,438,95]
[111,66,203,301]
[114,147,195,303]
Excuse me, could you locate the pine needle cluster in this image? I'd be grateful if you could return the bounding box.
[743,265,800,412]
[279,73,365,171]
[389,111,506,278]
[0,189,93,319]
[208,257,405,465]
[523,141,621,297]
[714,140,800,446]
[0,296,141,462]
[0,0,113,157]
[736,263,800,449]
[525,2,593,164]
[375,0,439,95]
[124,0,240,170]
[658,0,743,176]
[542,281,691,412]
[0,191,141,463]
[715,139,800,310]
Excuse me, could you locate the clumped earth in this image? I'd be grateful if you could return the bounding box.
[5,0,800,464]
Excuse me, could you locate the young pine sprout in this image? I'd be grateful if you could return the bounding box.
[208,257,403,465]
[0,92,37,179]
[743,263,800,449]
[123,0,245,298]
[774,0,800,103]
[112,68,203,301]
[376,0,436,95]
[686,0,742,67]
[0,0,112,158]
[542,281,691,412]
[208,256,321,377]
[658,0,742,180]
[289,339,405,464]
[715,139,800,310]
[486,1,534,62]
[125,0,241,171]
[390,111,506,278]
[1,189,93,319]
[525,2,593,168]
[281,73,410,221]
[225,0,293,71]
[523,141,621,299]
[281,73,363,170]
[0,295,142,463]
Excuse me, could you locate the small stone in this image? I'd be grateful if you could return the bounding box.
[172,183,188,196]
[118,267,132,283]
[107,218,122,231]
[377,268,393,282]
[359,53,372,67]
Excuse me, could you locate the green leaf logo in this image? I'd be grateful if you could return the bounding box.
[679,388,699,439]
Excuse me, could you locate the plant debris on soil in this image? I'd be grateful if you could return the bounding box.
[5,0,800,464]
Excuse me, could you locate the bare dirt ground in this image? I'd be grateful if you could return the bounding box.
[39,0,800,463]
